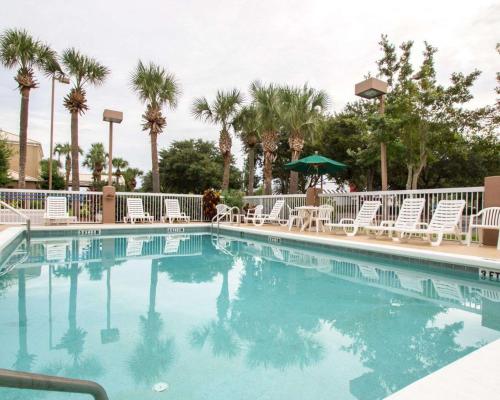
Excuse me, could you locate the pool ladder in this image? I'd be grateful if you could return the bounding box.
[211,206,241,235]
[0,200,31,242]
[0,368,108,400]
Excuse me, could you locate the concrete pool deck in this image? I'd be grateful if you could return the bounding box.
[0,221,499,399]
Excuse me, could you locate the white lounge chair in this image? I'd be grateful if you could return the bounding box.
[325,201,381,236]
[244,204,263,224]
[43,197,77,225]
[125,198,154,224]
[466,207,500,250]
[213,204,232,222]
[393,200,466,247]
[253,200,286,226]
[163,199,190,224]
[366,198,425,240]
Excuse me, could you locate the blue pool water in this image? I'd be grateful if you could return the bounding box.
[1,231,500,400]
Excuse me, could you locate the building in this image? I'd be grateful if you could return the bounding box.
[0,129,44,189]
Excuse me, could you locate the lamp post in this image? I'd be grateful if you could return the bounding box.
[48,75,70,190]
[355,77,389,191]
[102,110,123,186]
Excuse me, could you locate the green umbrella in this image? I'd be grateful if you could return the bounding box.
[284,151,347,188]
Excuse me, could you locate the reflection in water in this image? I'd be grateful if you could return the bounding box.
[0,233,499,400]
[128,259,175,385]
[13,269,36,372]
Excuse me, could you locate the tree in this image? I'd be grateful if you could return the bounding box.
[279,85,329,193]
[83,143,107,185]
[250,81,281,195]
[123,168,143,191]
[192,89,243,190]
[54,142,82,190]
[62,48,109,190]
[375,35,484,189]
[233,105,260,195]
[0,136,11,186]
[40,159,65,190]
[130,61,180,193]
[141,139,242,193]
[112,157,128,185]
[0,28,59,188]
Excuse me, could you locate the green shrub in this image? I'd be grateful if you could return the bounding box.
[221,189,244,209]
[202,189,221,220]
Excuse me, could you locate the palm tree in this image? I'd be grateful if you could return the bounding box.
[130,61,180,193]
[0,28,59,188]
[192,89,243,190]
[83,143,107,184]
[61,48,109,190]
[279,85,329,193]
[233,105,259,195]
[54,142,82,190]
[123,168,143,191]
[250,81,281,195]
[112,157,128,185]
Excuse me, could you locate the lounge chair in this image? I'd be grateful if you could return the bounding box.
[466,207,500,250]
[365,198,425,239]
[43,197,77,225]
[244,204,263,224]
[253,200,286,226]
[393,200,466,246]
[125,198,154,224]
[325,201,381,236]
[163,199,190,224]
[213,204,232,223]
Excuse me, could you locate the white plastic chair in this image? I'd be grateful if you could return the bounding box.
[325,201,381,236]
[163,199,190,224]
[366,198,425,240]
[310,204,334,232]
[466,207,500,250]
[244,204,263,224]
[393,200,466,246]
[287,205,306,231]
[125,198,154,224]
[43,197,77,225]
[253,200,286,226]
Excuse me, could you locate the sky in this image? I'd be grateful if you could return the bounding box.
[0,0,498,175]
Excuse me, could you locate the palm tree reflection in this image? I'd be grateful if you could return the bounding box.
[128,259,175,385]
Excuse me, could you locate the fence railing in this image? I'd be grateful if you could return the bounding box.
[245,187,485,236]
[115,192,204,222]
[0,189,103,224]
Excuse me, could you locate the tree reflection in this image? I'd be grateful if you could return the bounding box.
[128,259,175,385]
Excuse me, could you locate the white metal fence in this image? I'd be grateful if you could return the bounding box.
[245,187,485,238]
[0,189,103,224]
[115,192,204,222]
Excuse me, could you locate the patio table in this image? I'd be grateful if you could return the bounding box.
[296,206,320,232]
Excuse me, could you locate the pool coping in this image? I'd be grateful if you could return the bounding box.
[1,222,500,399]
[1,223,499,270]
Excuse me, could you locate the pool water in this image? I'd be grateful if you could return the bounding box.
[1,232,500,400]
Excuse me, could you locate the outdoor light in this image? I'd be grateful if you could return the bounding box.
[354,77,389,192]
[48,74,70,190]
[103,109,123,186]
[354,77,388,99]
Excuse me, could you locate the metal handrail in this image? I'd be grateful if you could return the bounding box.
[0,200,31,240]
[211,206,241,235]
[0,368,109,400]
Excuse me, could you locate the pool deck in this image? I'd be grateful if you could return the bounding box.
[1,221,500,399]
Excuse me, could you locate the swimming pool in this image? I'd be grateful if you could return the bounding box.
[1,230,500,399]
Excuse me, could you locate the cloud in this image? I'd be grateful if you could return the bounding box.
[0,0,497,175]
